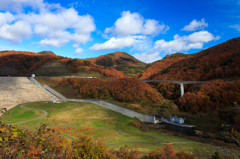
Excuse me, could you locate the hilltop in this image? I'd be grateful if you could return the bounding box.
[135,53,190,79]
[88,51,147,77]
[88,51,146,67]
[38,51,56,55]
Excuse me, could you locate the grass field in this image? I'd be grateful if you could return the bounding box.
[1,101,222,155]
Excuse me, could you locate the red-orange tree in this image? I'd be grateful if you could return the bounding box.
[58,77,163,103]
[175,80,240,113]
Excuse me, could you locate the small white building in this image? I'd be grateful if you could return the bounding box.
[169,116,175,122]
[174,117,184,124]
[169,116,184,124]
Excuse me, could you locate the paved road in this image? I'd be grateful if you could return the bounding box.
[142,80,206,84]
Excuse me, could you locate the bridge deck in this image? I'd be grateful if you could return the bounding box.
[142,80,206,84]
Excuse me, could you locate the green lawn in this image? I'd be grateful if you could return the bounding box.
[1,101,221,155]
[2,105,44,124]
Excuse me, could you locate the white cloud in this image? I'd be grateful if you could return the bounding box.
[230,24,240,32]
[90,11,169,53]
[21,8,95,34]
[73,44,79,48]
[89,37,135,51]
[0,21,32,43]
[154,31,220,52]
[20,8,95,47]
[104,11,169,36]
[182,18,208,31]
[133,49,162,63]
[74,48,84,54]
[0,2,95,49]
[0,0,46,13]
[130,35,152,52]
[68,1,89,8]
[39,38,69,48]
[0,12,15,27]
[34,24,49,37]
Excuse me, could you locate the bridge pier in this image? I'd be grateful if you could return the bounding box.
[180,83,184,97]
[142,79,206,98]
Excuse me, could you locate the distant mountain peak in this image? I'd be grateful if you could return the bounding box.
[88,51,146,67]
[38,51,56,55]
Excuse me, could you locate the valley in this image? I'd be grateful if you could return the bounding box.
[0,37,240,158]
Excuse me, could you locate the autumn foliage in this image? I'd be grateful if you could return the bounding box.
[129,117,149,132]
[88,51,146,67]
[150,37,240,81]
[146,144,194,159]
[58,77,163,103]
[135,53,190,79]
[0,51,61,75]
[175,80,240,113]
[0,119,194,158]
[0,50,126,78]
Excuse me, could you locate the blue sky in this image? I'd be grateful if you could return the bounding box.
[0,0,239,63]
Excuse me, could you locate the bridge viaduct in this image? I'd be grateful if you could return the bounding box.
[142,80,206,97]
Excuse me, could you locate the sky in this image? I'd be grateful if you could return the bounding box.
[0,0,239,63]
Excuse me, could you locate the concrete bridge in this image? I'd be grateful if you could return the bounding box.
[142,80,206,97]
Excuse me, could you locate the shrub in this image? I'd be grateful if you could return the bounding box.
[129,117,149,132]
[146,144,175,159]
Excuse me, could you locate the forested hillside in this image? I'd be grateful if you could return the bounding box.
[135,53,190,79]
[0,51,126,78]
[150,37,240,81]
[175,80,240,113]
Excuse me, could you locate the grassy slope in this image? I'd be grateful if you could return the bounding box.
[2,105,44,124]
[1,101,221,155]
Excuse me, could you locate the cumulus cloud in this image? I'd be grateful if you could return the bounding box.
[89,37,135,51]
[90,11,168,53]
[74,48,84,54]
[0,1,95,49]
[104,11,169,36]
[182,18,208,31]
[0,21,32,43]
[129,35,152,52]
[0,12,15,27]
[39,38,69,48]
[230,24,240,32]
[73,44,79,48]
[21,8,95,47]
[22,8,95,34]
[154,31,220,52]
[133,49,162,63]
[0,0,64,13]
[68,1,89,8]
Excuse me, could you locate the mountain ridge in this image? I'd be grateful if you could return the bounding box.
[150,37,240,81]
